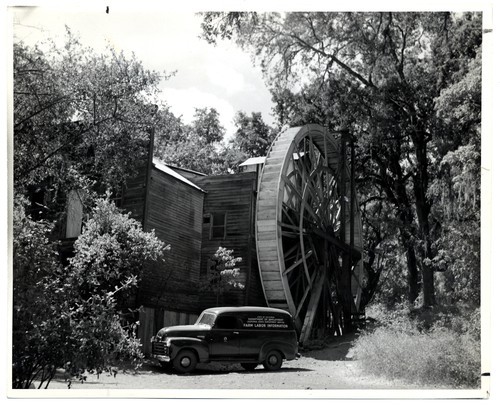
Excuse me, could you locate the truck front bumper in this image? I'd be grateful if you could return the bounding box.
[152,354,170,362]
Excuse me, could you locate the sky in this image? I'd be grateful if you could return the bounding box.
[11,5,275,140]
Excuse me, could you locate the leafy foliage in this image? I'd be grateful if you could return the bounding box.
[200,247,244,305]
[14,30,165,198]
[157,107,228,174]
[231,111,276,158]
[191,107,226,144]
[12,197,166,389]
[156,108,278,175]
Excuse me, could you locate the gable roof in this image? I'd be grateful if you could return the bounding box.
[239,156,266,167]
[152,158,205,192]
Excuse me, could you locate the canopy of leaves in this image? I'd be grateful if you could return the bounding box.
[14,29,166,204]
[156,107,227,174]
[155,107,278,175]
[231,111,276,157]
[12,197,166,389]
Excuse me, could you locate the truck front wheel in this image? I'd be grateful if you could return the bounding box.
[172,350,198,374]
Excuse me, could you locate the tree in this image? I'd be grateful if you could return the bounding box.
[213,111,277,173]
[158,106,228,175]
[201,12,482,310]
[12,197,166,389]
[231,111,276,158]
[192,107,225,144]
[14,29,167,215]
[201,247,244,306]
[153,107,185,159]
[428,46,481,306]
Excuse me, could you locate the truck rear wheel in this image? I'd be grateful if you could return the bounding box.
[172,350,198,374]
[263,350,283,371]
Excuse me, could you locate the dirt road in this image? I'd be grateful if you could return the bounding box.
[39,334,434,394]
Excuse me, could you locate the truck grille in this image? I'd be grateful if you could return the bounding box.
[152,341,169,356]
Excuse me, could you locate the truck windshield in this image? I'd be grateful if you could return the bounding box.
[195,312,216,327]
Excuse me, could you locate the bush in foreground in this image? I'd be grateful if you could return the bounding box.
[13,197,167,389]
[350,304,480,388]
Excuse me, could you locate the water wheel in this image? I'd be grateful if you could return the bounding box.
[255,124,363,344]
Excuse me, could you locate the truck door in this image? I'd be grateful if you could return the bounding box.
[209,314,240,358]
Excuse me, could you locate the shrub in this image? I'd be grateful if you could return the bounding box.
[351,304,481,388]
[12,197,167,388]
[200,247,244,305]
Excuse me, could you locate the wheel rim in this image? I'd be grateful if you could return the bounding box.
[256,125,363,342]
[268,355,278,366]
[180,357,191,368]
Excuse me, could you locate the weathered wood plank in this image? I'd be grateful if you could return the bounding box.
[257,231,277,240]
[263,280,285,290]
[259,261,280,272]
[265,290,286,300]
[260,271,281,281]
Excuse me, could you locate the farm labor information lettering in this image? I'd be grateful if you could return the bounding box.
[242,316,288,328]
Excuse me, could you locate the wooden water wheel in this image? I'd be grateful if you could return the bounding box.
[255,124,363,344]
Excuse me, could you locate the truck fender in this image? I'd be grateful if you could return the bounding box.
[258,341,296,362]
[167,337,210,363]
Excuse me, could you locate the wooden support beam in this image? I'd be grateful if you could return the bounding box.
[299,267,326,345]
[312,228,362,262]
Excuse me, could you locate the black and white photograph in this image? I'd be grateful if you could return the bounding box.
[4,0,494,400]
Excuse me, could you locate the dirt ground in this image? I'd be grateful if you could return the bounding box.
[35,332,442,395]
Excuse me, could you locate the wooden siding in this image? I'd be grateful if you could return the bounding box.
[136,166,205,314]
[139,307,199,355]
[119,162,149,224]
[197,172,267,310]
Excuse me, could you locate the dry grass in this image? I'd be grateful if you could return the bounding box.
[349,304,481,388]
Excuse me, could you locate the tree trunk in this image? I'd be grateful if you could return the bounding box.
[421,264,435,307]
[402,233,420,303]
[338,253,354,333]
[412,126,435,307]
[374,149,421,305]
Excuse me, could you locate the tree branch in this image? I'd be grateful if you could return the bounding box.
[286,31,376,89]
[14,95,70,129]
[18,115,116,180]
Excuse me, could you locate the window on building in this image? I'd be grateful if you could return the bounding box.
[210,212,226,239]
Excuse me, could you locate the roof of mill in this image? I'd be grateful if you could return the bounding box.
[152,158,206,192]
[239,156,266,166]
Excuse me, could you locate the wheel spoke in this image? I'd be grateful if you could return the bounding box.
[283,250,313,276]
[283,244,299,259]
